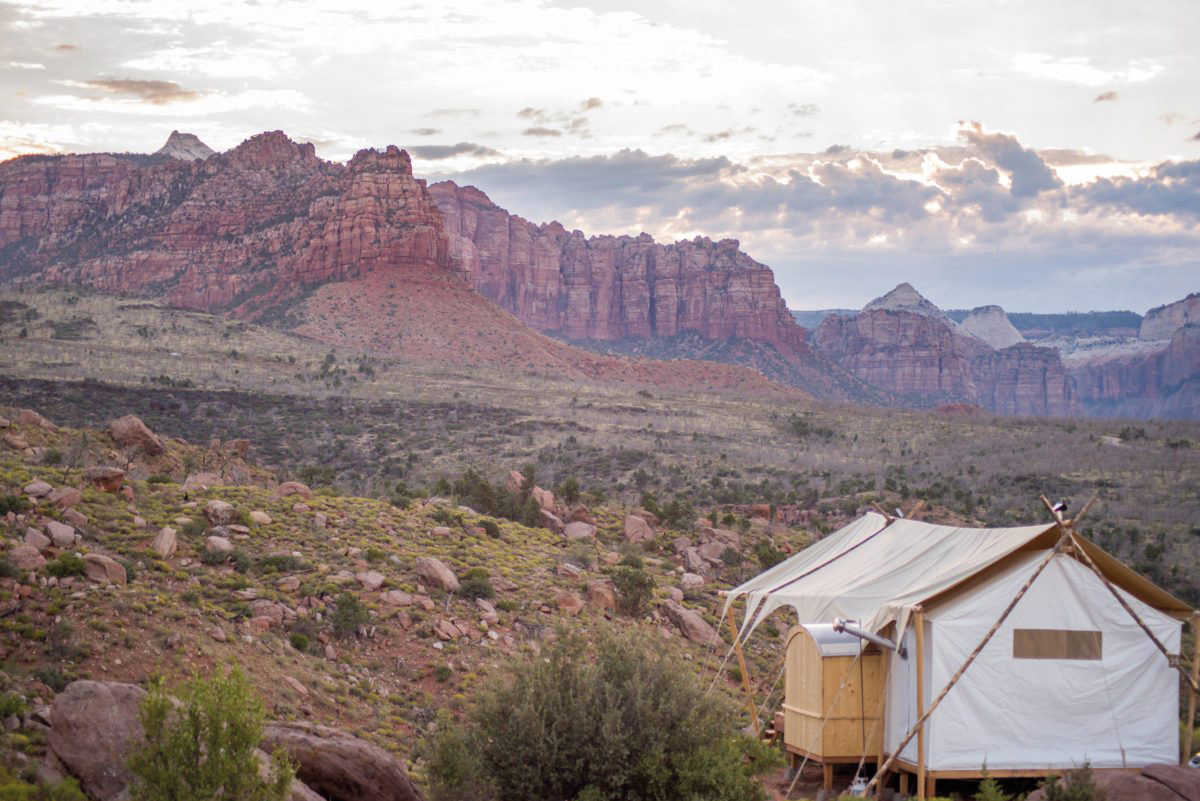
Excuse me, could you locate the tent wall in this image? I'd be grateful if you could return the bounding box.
[922,553,1181,771]
[883,620,931,766]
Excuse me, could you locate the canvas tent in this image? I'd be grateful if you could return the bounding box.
[724,511,1196,793]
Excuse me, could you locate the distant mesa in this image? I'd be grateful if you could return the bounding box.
[1139,292,1200,341]
[960,305,1024,349]
[154,130,215,162]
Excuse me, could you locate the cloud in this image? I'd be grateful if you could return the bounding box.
[958,121,1061,197]
[64,78,203,105]
[34,88,309,116]
[408,141,500,160]
[429,109,480,118]
[1093,91,1119,102]
[1071,160,1200,220]
[788,102,819,116]
[580,97,602,111]
[54,44,75,51]
[1011,53,1162,86]
[6,62,45,70]
[1192,132,1200,142]
[516,107,546,120]
[522,126,561,137]
[409,128,441,136]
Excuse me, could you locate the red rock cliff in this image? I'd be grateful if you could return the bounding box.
[429,181,806,350]
[0,132,448,317]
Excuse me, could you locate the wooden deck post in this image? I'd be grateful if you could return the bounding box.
[915,606,926,800]
[1186,611,1200,763]
[727,611,761,738]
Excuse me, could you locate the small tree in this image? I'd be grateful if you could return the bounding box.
[330,591,369,639]
[128,666,294,801]
[1041,764,1106,801]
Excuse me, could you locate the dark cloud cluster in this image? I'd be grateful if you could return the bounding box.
[1073,159,1200,220]
[1093,91,1119,102]
[409,141,500,160]
[957,121,1061,198]
[514,98,603,139]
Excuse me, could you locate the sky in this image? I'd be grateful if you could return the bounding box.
[1,0,1197,313]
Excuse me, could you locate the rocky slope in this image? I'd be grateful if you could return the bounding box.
[813,285,1075,415]
[1140,292,1200,341]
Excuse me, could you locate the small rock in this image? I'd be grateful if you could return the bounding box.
[567,505,594,524]
[203,500,237,526]
[431,526,451,537]
[2,433,29,451]
[45,520,77,547]
[62,509,87,528]
[313,512,327,529]
[249,510,272,525]
[601,551,621,566]
[667,587,684,603]
[414,556,459,592]
[131,516,146,528]
[355,571,386,592]
[205,536,233,553]
[281,676,308,697]
[24,528,52,551]
[23,481,53,498]
[540,510,564,536]
[623,515,655,544]
[151,527,177,559]
[48,488,82,508]
[556,563,582,579]
[84,467,124,493]
[563,521,596,540]
[10,545,46,571]
[83,554,127,585]
[274,481,313,499]
[555,590,584,616]
[209,626,227,642]
[585,580,616,612]
[662,600,719,646]
[381,590,413,606]
[276,576,301,593]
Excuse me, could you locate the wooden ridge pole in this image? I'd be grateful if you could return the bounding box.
[1185,612,1200,764]
[728,611,761,738]
[915,605,926,800]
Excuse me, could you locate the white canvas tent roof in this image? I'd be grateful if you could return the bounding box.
[726,512,1192,640]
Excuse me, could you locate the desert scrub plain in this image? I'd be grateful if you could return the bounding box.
[1,287,1198,602]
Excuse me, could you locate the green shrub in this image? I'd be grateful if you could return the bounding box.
[45,554,86,578]
[479,520,501,539]
[31,667,69,693]
[199,549,228,567]
[127,667,294,801]
[611,567,654,616]
[181,519,207,537]
[0,768,86,801]
[459,568,494,601]
[753,541,785,570]
[42,449,63,466]
[288,633,309,653]
[422,630,779,801]
[0,495,28,516]
[434,664,453,683]
[146,474,172,484]
[555,476,581,506]
[330,592,369,639]
[365,547,386,563]
[1040,764,1105,801]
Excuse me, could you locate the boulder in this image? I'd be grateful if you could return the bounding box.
[260,721,424,801]
[206,536,234,553]
[414,556,459,592]
[585,580,616,612]
[680,572,705,591]
[45,520,76,547]
[249,510,272,525]
[83,554,127,585]
[204,499,237,526]
[556,562,582,579]
[564,521,596,541]
[697,541,727,563]
[276,576,301,593]
[48,681,145,801]
[539,510,564,536]
[108,415,165,456]
[623,515,655,543]
[84,467,124,493]
[662,600,720,646]
[24,528,52,551]
[24,480,53,497]
[671,536,693,555]
[224,438,251,457]
[274,481,314,499]
[1142,765,1200,801]
[530,486,555,512]
[505,470,525,493]
[1026,769,1191,801]
[63,508,87,528]
[10,545,46,571]
[683,547,708,574]
[48,488,82,508]
[151,527,177,559]
[381,590,413,606]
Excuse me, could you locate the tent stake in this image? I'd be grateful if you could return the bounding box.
[1186,612,1200,764]
[728,611,761,738]
[915,606,926,800]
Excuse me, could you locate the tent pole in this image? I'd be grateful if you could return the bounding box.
[915,605,926,800]
[728,611,761,738]
[1185,611,1200,764]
